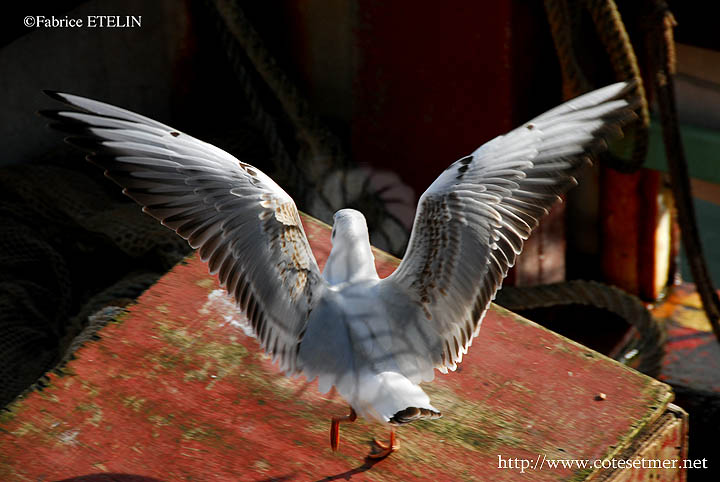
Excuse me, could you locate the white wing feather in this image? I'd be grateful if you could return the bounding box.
[44,82,639,393]
[379,81,641,382]
[44,91,326,375]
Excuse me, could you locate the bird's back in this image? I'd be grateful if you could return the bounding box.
[298,281,439,424]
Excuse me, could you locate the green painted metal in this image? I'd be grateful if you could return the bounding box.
[646,118,720,185]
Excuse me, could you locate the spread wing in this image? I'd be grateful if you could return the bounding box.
[378,81,641,382]
[43,91,326,375]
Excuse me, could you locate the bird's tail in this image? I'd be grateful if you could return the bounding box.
[352,371,442,425]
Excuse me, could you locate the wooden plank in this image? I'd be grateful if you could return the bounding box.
[0,214,676,481]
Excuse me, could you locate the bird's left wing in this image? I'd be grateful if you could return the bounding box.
[43,91,326,375]
[378,81,640,382]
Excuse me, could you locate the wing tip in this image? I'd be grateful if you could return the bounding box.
[43,89,71,104]
[65,136,100,151]
[37,109,62,120]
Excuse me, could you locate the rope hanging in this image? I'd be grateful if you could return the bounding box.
[544,0,649,172]
[545,0,720,343]
[644,1,720,342]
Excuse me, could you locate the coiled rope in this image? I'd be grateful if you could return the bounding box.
[495,280,666,376]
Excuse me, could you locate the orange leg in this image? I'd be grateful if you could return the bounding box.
[369,426,399,458]
[330,407,357,451]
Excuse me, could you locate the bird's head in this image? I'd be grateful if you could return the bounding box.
[324,209,378,284]
[331,209,370,246]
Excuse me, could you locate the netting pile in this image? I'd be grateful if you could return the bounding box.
[0,156,190,408]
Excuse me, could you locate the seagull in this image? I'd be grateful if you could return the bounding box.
[43,81,639,458]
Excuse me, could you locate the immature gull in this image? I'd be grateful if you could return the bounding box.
[44,82,639,458]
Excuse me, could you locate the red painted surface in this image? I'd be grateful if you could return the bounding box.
[601,168,675,301]
[351,2,514,197]
[654,283,720,392]
[266,1,567,282]
[651,282,717,481]
[601,167,643,295]
[613,409,687,482]
[0,215,674,481]
[350,2,568,286]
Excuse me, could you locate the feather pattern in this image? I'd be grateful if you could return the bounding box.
[44,81,639,425]
[380,81,641,381]
[42,91,325,375]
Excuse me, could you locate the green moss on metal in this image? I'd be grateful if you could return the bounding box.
[0,466,30,482]
[152,321,250,389]
[147,351,182,371]
[252,458,271,472]
[195,278,216,290]
[38,392,60,403]
[569,467,595,481]
[196,341,248,367]
[148,413,175,427]
[55,364,77,377]
[578,382,673,480]
[551,341,575,355]
[420,384,527,453]
[74,402,103,427]
[11,421,43,438]
[109,308,132,325]
[184,361,212,382]
[488,304,518,319]
[79,379,100,398]
[0,410,16,425]
[87,408,103,427]
[417,418,504,451]
[155,322,193,348]
[75,402,95,412]
[238,368,297,405]
[180,424,222,442]
[122,396,147,412]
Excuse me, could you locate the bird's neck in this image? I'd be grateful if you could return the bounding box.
[323,238,379,285]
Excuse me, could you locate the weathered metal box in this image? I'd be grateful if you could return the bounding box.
[0,215,687,481]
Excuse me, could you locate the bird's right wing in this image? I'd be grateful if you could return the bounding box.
[377,81,641,383]
[43,91,327,375]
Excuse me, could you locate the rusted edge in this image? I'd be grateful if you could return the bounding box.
[589,403,688,481]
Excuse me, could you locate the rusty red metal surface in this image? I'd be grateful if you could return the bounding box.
[600,168,677,302]
[601,406,687,482]
[0,215,675,481]
[652,282,720,482]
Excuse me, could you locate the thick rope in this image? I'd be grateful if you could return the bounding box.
[544,0,649,171]
[544,0,593,99]
[545,0,720,342]
[644,2,720,342]
[495,280,666,376]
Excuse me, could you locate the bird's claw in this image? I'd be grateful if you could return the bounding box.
[368,438,399,458]
[368,429,399,458]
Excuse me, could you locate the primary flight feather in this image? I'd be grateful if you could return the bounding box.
[44,81,639,457]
